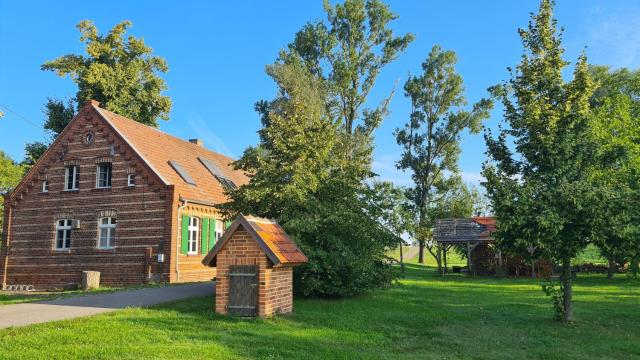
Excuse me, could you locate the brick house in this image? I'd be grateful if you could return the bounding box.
[0,100,248,290]
[202,214,307,317]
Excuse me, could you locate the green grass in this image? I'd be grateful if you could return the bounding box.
[574,244,607,265]
[1,263,637,359]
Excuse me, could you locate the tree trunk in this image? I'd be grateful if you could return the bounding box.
[561,260,573,322]
[607,257,615,280]
[418,240,425,264]
[399,241,405,273]
[443,247,448,274]
[436,244,443,274]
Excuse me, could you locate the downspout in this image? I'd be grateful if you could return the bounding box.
[176,199,188,282]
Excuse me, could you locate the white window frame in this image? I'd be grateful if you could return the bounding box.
[215,219,224,242]
[64,166,79,191]
[42,180,49,193]
[96,164,112,188]
[55,219,72,250]
[97,217,116,249]
[127,173,135,187]
[187,216,199,254]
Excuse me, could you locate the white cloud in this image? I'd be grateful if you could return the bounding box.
[187,115,236,158]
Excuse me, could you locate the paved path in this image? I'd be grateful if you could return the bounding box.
[0,282,215,329]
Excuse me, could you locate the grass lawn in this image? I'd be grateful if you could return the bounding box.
[0,263,638,359]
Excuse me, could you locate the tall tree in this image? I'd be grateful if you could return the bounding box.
[483,0,596,322]
[224,58,397,297]
[42,20,171,127]
[588,67,640,278]
[271,0,414,178]
[395,45,491,267]
[24,20,172,167]
[0,151,25,237]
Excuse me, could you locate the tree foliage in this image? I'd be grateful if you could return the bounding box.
[42,20,172,127]
[0,151,25,237]
[24,20,172,167]
[395,45,491,267]
[223,60,397,297]
[482,0,596,322]
[588,66,640,277]
[225,0,410,297]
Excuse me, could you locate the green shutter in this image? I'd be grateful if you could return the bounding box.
[201,218,209,254]
[181,214,189,254]
[225,220,232,230]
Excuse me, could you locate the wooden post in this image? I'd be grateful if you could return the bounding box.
[467,241,471,276]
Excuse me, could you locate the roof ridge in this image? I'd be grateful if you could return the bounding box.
[93,105,237,163]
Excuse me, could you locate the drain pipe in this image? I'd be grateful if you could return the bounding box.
[176,199,188,282]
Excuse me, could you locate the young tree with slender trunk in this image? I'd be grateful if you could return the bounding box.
[483,0,596,322]
[395,45,491,267]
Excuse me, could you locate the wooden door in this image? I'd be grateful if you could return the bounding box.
[228,265,258,316]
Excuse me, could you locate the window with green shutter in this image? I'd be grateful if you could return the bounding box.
[209,218,217,250]
[180,214,189,254]
[201,218,209,254]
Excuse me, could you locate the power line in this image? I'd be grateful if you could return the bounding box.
[0,103,41,129]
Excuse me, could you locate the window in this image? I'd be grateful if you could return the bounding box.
[98,217,116,249]
[187,216,199,254]
[168,160,196,185]
[55,219,72,249]
[215,219,224,242]
[127,173,136,187]
[198,156,237,190]
[65,166,79,190]
[42,180,49,193]
[96,164,112,188]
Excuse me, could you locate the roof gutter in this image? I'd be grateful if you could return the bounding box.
[178,196,219,208]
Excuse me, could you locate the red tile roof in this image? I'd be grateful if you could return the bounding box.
[473,216,497,238]
[94,104,248,204]
[202,215,308,267]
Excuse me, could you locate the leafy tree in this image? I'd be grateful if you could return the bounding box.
[588,68,640,278]
[225,0,412,297]
[369,181,412,272]
[224,59,396,297]
[23,98,77,166]
[482,0,596,322]
[23,20,172,167]
[273,0,413,178]
[42,20,171,127]
[395,45,491,268]
[0,151,25,237]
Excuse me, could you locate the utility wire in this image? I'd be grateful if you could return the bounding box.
[0,103,41,129]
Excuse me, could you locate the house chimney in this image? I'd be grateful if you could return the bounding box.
[189,139,204,147]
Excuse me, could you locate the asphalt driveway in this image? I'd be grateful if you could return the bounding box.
[0,281,215,329]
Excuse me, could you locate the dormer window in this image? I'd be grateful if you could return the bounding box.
[64,166,79,191]
[96,164,112,188]
[42,180,49,193]
[127,173,136,187]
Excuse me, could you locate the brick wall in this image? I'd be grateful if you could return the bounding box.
[0,110,169,290]
[214,227,294,317]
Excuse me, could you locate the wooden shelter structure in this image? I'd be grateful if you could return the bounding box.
[433,217,497,276]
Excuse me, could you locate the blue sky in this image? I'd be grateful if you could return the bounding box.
[1,0,640,187]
